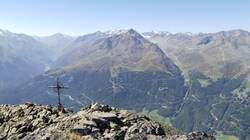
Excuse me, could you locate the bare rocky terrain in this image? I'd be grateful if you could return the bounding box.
[0,103,215,140]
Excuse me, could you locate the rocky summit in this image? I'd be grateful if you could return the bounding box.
[0,103,215,140]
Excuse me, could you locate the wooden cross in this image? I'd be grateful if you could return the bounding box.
[49,78,68,111]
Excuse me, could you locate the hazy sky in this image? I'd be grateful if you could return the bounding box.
[0,0,249,36]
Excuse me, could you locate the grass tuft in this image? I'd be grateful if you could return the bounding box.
[65,132,84,140]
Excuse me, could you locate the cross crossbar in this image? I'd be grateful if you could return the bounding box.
[49,78,68,111]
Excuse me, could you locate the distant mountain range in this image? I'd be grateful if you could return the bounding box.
[0,28,250,139]
[143,29,250,140]
[0,30,75,90]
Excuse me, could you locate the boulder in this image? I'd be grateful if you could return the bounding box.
[188,131,216,140]
[92,112,117,121]
[0,103,215,140]
[0,117,4,124]
[70,128,92,136]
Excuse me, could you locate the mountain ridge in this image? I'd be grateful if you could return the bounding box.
[55,29,181,75]
[1,28,250,139]
[0,30,54,90]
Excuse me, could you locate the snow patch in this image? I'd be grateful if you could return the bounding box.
[105,28,128,35]
[152,31,159,34]
[152,31,171,35]
[185,32,194,36]
[143,35,151,38]
[162,31,171,35]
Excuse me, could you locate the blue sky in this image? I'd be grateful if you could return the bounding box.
[0,0,249,36]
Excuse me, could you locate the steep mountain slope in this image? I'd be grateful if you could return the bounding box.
[54,31,108,67]
[144,29,250,140]
[0,29,187,121]
[0,30,53,90]
[57,29,180,75]
[144,29,250,80]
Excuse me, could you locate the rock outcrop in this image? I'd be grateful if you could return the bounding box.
[0,103,215,140]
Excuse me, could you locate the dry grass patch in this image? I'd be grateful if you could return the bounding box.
[65,132,85,140]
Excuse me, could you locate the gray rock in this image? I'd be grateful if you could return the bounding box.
[0,103,215,140]
[92,111,117,121]
[17,126,27,133]
[0,117,4,124]
[188,131,216,140]
[105,133,117,140]
[0,134,7,140]
[110,122,120,131]
[81,120,97,127]
[32,119,42,126]
[70,128,92,136]
[91,127,101,138]
[155,126,165,135]
[10,127,17,134]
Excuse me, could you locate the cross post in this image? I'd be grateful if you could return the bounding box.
[49,78,68,111]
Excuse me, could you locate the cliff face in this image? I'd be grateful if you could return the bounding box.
[0,103,215,140]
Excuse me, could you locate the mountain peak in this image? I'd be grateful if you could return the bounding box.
[47,33,72,39]
[184,32,194,36]
[104,28,128,35]
[215,29,250,37]
[123,29,146,40]
[51,33,65,36]
[127,28,137,34]
[0,29,11,36]
[103,28,145,40]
